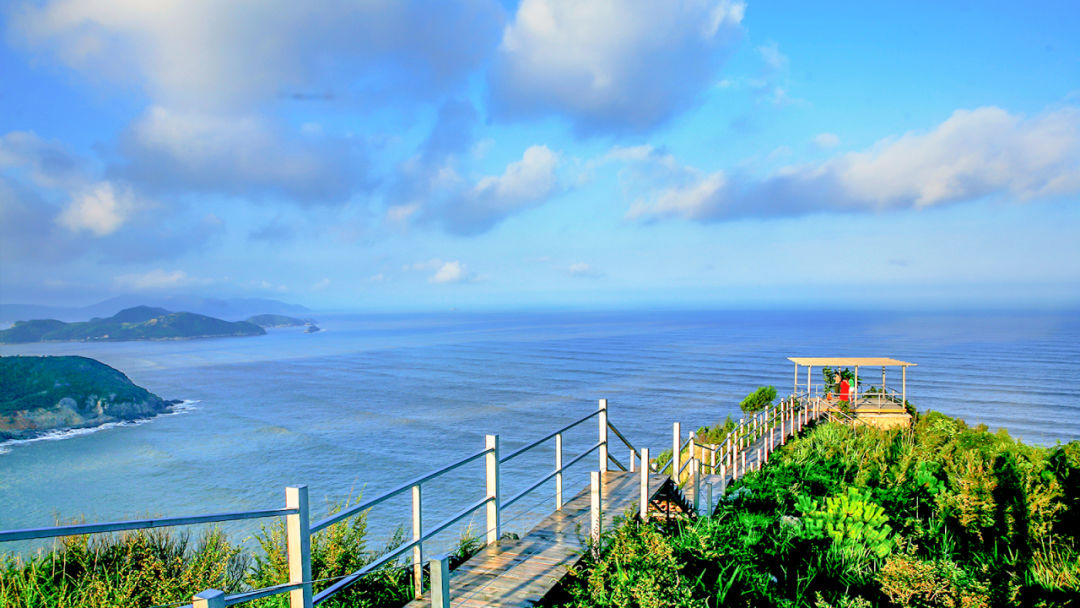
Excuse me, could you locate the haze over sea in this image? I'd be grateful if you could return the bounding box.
[2,309,1078,552]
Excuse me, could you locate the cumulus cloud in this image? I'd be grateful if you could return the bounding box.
[489,0,745,134]
[56,181,139,235]
[439,145,560,234]
[430,260,470,284]
[113,269,212,290]
[113,106,369,204]
[10,0,503,109]
[626,106,1080,222]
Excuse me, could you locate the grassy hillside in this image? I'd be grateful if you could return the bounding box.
[246,314,309,328]
[548,412,1080,607]
[0,307,266,343]
[0,356,163,416]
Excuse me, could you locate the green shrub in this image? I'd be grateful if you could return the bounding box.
[739,386,776,414]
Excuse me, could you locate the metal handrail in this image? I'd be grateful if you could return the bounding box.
[501,441,601,510]
[311,446,492,533]
[314,495,493,604]
[608,452,627,472]
[500,410,601,464]
[0,507,297,543]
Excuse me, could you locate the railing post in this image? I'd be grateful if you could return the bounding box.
[485,434,501,545]
[706,482,714,516]
[555,432,563,511]
[285,486,312,608]
[590,471,602,549]
[411,484,423,599]
[193,589,225,608]
[598,399,609,473]
[689,431,700,513]
[629,448,636,473]
[719,463,727,494]
[639,448,649,520]
[672,422,681,481]
[430,553,451,608]
[710,443,717,475]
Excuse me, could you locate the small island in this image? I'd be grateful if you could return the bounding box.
[0,355,178,441]
[245,314,314,328]
[0,306,266,343]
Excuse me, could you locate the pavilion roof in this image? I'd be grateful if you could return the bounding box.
[787,357,916,367]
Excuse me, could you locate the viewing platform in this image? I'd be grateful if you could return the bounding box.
[789,357,916,429]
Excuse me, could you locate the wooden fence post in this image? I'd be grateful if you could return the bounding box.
[672,422,681,481]
[430,554,451,608]
[285,486,312,608]
[639,448,650,520]
[193,590,225,608]
[598,399,608,473]
[411,484,422,599]
[590,471,602,549]
[555,432,563,511]
[485,434,501,545]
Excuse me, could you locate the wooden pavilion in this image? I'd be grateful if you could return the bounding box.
[788,357,917,429]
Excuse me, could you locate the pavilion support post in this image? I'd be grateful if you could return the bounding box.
[854,366,859,406]
[794,363,799,396]
[902,366,907,407]
[807,366,812,399]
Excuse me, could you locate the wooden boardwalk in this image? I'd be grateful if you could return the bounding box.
[405,471,671,608]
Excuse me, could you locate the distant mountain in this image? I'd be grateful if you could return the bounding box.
[0,296,309,323]
[0,307,266,344]
[246,314,314,328]
[0,355,176,441]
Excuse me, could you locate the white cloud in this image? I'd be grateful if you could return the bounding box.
[474,145,559,204]
[434,145,561,235]
[814,133,840,149]
[56,181,138,236]
[117,106,365,204]
[10,0,502,109]
[430,260,469,284]
[490,0,745,133]
[625,105,1080,222]
[568,262,603,278]
[113,269,210,290]
[312,278,331,290]
[758,41,788,72]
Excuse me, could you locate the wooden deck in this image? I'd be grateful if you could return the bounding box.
[404,471,671,608]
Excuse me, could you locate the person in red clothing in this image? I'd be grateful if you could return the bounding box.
[835,371,851,403]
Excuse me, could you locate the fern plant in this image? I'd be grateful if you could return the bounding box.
[797,487,895,559]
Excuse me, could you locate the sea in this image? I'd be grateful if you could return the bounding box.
[2,309,1078,556]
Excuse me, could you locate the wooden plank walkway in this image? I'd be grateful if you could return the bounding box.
[405,471,670,608]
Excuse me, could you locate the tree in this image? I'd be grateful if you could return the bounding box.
[739,385,777,413]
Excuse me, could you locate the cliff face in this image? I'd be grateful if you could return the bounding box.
[0,356,173,441]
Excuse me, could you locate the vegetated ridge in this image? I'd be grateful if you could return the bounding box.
[0,355,178,441]
[245,314,314,328]
[0,306,266,343]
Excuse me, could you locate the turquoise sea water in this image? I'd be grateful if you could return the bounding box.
[2,310,1078,554]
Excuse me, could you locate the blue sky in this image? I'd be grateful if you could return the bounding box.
[1,0,1078,311]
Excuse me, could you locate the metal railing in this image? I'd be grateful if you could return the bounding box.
[0,398,642,608]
